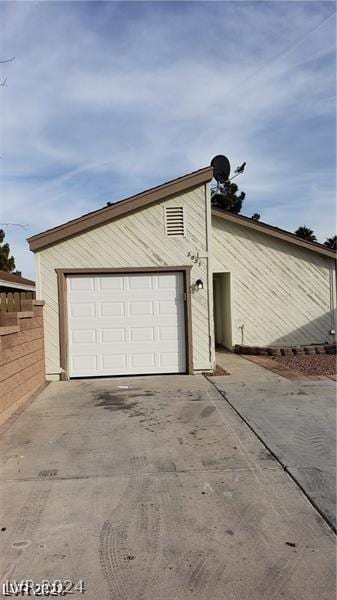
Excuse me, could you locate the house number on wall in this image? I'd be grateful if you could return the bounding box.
[187,251,201,266]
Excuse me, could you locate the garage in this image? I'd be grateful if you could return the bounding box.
[66,271,187,377]
[28,166,335,381]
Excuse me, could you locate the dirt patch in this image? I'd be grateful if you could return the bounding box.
[273,354,336,377]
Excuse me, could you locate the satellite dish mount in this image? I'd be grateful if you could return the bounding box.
[210,155,231,193]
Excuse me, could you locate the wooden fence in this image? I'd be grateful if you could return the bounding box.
[0,291,35,313]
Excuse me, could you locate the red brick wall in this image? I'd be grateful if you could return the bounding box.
[0,300,46,426]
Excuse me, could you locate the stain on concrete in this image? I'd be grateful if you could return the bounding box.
[181,391,204,401]
[38,469,58,477]
[12,541,30,547]
[158,462,176,472]
[258,448,274,461]
[201,406,216,418]
[94,392,138,411]
[93,388,156,411]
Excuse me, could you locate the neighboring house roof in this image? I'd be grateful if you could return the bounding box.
[27,165,335,259]
[28,167,214,251]
[212,208,335,259]
[0,270,35,291]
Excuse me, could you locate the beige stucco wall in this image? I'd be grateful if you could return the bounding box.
[212,216,336,347]
[35,184,213,378]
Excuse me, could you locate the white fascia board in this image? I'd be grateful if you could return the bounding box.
[0,280,36,292]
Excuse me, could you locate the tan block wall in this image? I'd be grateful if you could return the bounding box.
[0,300,46,426]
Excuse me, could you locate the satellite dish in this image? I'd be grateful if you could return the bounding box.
[210,155,231,183]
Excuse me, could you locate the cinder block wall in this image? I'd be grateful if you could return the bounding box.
[0,300,46,426]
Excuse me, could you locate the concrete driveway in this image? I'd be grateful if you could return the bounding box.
[0,375,335,599]
[214,352,337,531]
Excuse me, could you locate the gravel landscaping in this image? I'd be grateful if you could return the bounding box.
[273,354,336,377]
[206,364,230,376]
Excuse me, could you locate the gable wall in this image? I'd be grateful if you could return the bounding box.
[212,216,336,347]
[36,184,213,377]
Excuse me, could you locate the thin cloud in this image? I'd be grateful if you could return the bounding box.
[0,1,335,278]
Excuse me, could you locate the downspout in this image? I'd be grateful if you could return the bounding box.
[328,257,337,340]
[205,182,215,368]
[334,257,337,334]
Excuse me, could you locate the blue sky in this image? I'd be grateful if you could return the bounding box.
[0,1,336,279]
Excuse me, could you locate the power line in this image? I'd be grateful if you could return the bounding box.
[1,223,29,230]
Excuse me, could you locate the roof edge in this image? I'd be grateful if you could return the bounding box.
[28,166,213,252]
[212,208,336,258]
[0,280,36,292]
[0,270,35,286]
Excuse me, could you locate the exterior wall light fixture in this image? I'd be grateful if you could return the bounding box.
[190,279,204,293]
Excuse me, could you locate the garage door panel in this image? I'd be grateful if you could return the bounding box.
[130,327,155,342]
[71,355,97,372]
[129,275,153,290]
[67,272,186,377]
[71,329,97,344]
[130,353,156,368]
[129,301,154,316]
[99,276,124,291]
[69,277,95,292]
[158,274,182,289]
[102,354,127,369]
[159,352,184,368]
[99,302,124,317]
[158,300,182,315]
[70,303,96,318]
[101,329,126,343]
[158,326,179,341]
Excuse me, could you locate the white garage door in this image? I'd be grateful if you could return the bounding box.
[67,272,186,377]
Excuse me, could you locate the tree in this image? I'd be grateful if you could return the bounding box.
[211,181,246,214]
[0,229,16,272]
[251,213,260,221]
[324,235,336,250]
[294,226,317,242]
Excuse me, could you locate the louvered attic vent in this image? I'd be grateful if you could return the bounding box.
[165,206,185,237]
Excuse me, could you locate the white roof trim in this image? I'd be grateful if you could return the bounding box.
[0,280,35,292]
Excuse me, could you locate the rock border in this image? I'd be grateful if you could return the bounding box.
[234,343,336,356]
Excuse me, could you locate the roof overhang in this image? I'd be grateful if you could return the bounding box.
[0,279,35,292]
[28,166,213,252]
[212,208,336,259]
